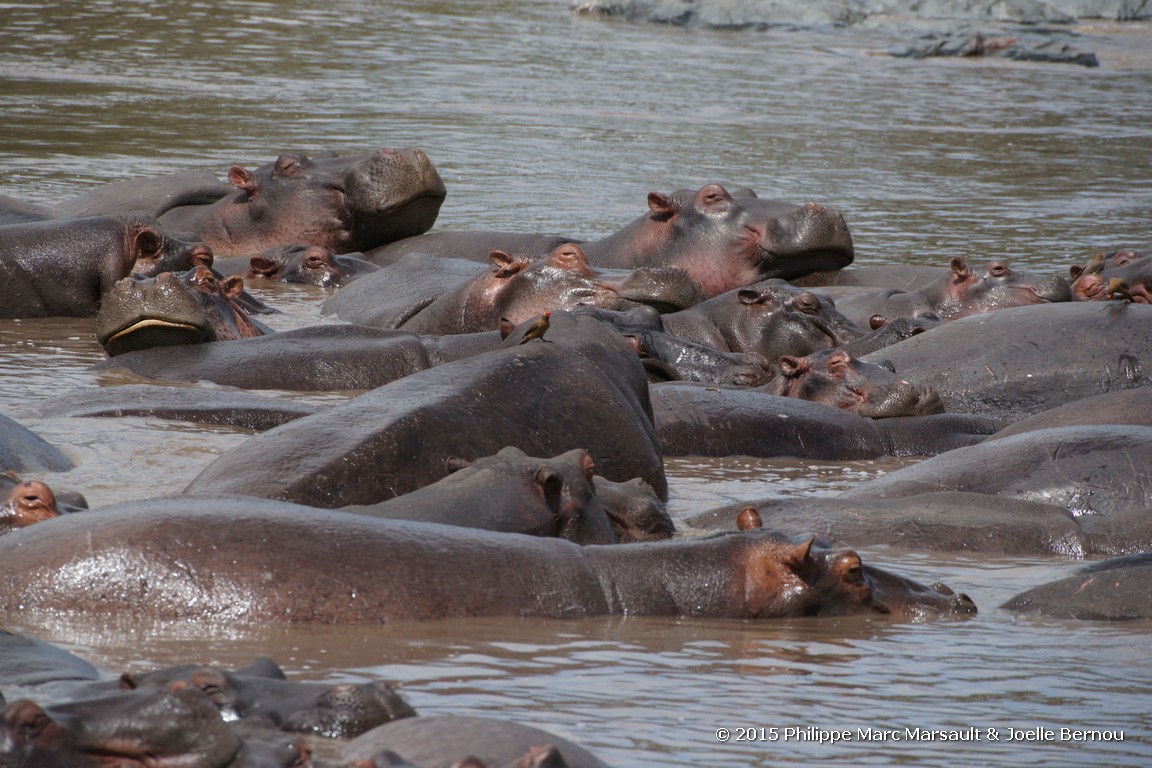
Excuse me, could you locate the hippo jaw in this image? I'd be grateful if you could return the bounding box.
[102,318,213,357]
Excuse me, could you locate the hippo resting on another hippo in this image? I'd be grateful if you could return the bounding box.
[327,243,709,335]
[1002,554,1152,621]
[56,148,447,258]
[0,214,212,318]
[342,446,627,545]
[0,496,975,623]
[1071,247,1152,303]
[370,184,854,296]
[186,311,668,503]
[858,301,1152,425]
[212,244,379,288]
[807,257,1072,329]
[651,348,994,460]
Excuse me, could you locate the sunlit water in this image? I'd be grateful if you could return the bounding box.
[2,2,1151,766]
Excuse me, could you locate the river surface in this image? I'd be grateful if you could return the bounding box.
[1,1,1151,766]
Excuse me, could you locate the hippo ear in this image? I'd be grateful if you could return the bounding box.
[782,535,817,572]
[219,275,246,299]
[777,356,806,378]
[133,228,163,259]
[949,257,970,279]
[248,256,279,277]
[227,166,259,195]
[534,466,564,517]
[489,250,527,278]
[445,457,472,473]
[498,317,515,339]
[647,192,677,221]
[580,450,596,482]
[737,506,762,531]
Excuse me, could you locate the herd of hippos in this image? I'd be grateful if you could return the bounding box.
[1,146,1151,766]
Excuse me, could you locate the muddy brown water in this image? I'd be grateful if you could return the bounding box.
[2,2,1151,765]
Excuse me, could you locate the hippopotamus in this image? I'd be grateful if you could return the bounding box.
[29,384,322,432]
[342,715,609,768]
[95,267,274,357]
[592,475,674,542]
[347,244,708,336]
[764,348,944,417]
[1,476,66,534]
[841,425,1152,519]
[57,148,447,258]
[802,257,1071,329]
[118,659,415,739]
[212,244,379,287]
[185,312,668,503]
[1001,554,1152,620]
[341,446,620,545]
[1071,248,1152,303]
[0,685,241,768]
[613,323,775,386]
[0,497,976,622]
[370,185,854,296]
[988,386,1152,440]
[651,382,996,460]
[0,214,213,318]
[0,413,73,474]
[658,278,867,361]
[0,627,104,693]
[858,301,1152,425]
[686,493,1103,557]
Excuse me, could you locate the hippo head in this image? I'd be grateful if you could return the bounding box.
[723,280,867,359]
[121,663,415,739]
[120,215,214,279]
[737,531,976,620]
[245,244,369,287]
[207,148,446,257]
[0,685,241,768]
[767,348,944,418]
[930,257,1071,320]
[95,266,269,356]
[1,477,59,531]
[643,184,855,295]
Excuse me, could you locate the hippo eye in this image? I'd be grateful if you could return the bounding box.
[304,256,327,270]
[988,263,1009,277]
[793,293,821,313]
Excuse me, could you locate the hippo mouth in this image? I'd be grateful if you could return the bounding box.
[102,318,212,357]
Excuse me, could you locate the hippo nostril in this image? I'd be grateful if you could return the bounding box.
[954,593,978,613]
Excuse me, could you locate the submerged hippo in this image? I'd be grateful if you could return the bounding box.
[118,659,415,739]
[0,685,241,768]
[841,424,1152,518]
[0,413,73,474]
[343,715,609,768]
[0,214,212,318]
[185,312,668,503]
[58,148,447,257]
[368,184,854,296]
[95,266,273,357]
[764,348,944,417]
[1002,554,1152,621]
[341,446,620,545]
[658,278,866,361]
[1,476,62,534]
[212,244,379,287]
[651,382,991,460]
[0,497,976,623]
[349,244,708,336]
